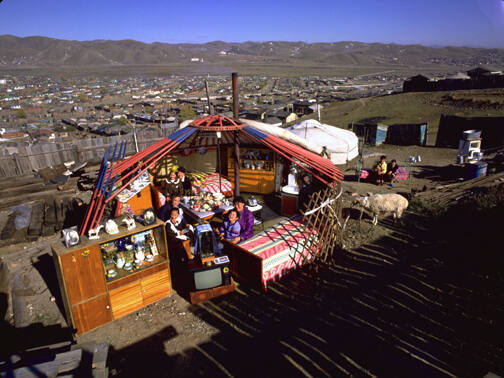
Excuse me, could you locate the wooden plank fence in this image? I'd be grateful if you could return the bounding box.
[0,125,178,178]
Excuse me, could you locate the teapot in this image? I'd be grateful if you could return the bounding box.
[114,253,126,269]
[248,196,258,207]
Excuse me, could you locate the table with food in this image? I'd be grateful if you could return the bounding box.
[179,192,234,223]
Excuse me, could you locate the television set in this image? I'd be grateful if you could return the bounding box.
[188,261,231,291]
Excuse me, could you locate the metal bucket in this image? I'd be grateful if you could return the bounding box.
[466,162,488,180]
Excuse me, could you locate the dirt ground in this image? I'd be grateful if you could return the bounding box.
[1,144,503,377]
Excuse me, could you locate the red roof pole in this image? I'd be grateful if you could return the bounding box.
[267,137,344,179]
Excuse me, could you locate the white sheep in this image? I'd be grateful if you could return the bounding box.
[354,193,409,225]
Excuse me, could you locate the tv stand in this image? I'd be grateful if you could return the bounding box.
[189,280,235,304]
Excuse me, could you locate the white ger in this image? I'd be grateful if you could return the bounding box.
[355,193,409,226]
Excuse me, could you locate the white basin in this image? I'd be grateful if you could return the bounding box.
[282,185,299,195]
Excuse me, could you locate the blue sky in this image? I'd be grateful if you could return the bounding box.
[1,0,504,47]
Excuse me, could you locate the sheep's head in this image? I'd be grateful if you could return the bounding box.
[353,196,369,207]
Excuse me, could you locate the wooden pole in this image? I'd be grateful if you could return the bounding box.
[232,72,239,121]
[205,80,212,115]
[234,130,240,197]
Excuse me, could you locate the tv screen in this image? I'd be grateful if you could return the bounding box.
[194,267,222,290]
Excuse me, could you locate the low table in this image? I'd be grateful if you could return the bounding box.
[246,204,264,228]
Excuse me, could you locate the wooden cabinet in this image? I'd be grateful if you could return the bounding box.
[71,294,112,334]
[52,219,172,335]
[109,281,143,320]
[141,270,171,306]
[108,269,171,319]
[59,245,106,305]
[227,147,276,194]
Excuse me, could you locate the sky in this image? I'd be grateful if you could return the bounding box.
[0,0,504,48]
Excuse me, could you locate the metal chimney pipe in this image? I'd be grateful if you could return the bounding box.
[232,72,239,120]
[232,72,240,196]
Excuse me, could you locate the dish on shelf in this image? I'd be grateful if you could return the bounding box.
[145,254,154,262]
[123,262,133,271]
[106,269,118,279]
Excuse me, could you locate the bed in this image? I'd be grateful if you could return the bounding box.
[222,217,319,290]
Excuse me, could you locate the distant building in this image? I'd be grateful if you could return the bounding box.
[403,66,504,92]
[292,101,316,117]
[1,131,27,140]
[31,128,55,141]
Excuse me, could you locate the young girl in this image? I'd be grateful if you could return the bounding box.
[219,209,241,242]
[165,170,182,196]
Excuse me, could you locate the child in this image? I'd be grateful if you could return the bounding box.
[386,159,399,186]
[374,155,387,185]
[219,209,241,242]
[165,170,182,197]
[165,208,194,263]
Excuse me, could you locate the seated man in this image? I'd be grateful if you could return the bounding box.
[386,159,399,185]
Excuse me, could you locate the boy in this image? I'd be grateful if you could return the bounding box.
[374,155,387,185]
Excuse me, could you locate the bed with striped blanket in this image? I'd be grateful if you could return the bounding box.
[223,217,319,290]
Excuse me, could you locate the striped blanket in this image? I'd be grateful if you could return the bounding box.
[190,172,233,194]
[238,217,319,288]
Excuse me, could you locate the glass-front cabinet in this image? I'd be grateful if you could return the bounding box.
[52,218,171,335]
[100,226,167,282]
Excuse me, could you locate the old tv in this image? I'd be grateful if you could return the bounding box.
[188,261,231,291]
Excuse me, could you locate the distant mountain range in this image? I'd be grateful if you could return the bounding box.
[1,35,503,70]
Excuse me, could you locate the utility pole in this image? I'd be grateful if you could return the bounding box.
[205,80,212,115]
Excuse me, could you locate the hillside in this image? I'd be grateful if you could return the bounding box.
[314,89,504,144]
[1,35,504,72]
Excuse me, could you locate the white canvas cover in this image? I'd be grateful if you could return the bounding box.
[287,119,359,165]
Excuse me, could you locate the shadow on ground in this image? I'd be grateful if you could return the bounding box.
[106,209,504,377]
[413,164,466,183]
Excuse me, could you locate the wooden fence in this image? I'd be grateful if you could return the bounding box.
[0,126,178,178]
